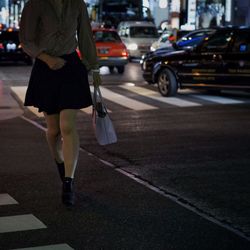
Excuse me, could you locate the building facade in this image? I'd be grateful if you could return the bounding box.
[0,0,249,30]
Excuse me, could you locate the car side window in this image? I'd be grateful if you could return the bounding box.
[200,32,232,52]
[232,31,250,53]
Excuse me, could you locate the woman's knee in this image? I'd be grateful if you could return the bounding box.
[60,109,77,136]
[46,126,60,138]
[60,121,75,136]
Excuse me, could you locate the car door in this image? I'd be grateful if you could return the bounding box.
[178,30,233,87]
[222,30,250,89]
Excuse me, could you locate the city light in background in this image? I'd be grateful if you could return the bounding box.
[0,0,249,31]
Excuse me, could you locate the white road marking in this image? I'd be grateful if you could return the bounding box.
[90,86,158,111]
[191,94,243,104]
[80,106,93,114]
[22,115,250,242]
[121,85,201,107]
[0,214,47,233]
[12,244,74,250]
[0,194,18,206]
[10,87,43,117]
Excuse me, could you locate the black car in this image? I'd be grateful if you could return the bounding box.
[141,28,214,84]
[0,29,32,65]
[142,27,250,96]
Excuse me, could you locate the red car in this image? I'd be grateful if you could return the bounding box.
[93,28,129,74]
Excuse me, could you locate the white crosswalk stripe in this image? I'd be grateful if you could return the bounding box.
[0,194,72,248]
[90,86,158,111]
[10,85,247,118]
[11,244,74,250]
[0,214,47,233]
[121,85,201,107]
[0,193,18,206]
[10,86,43,117]
[190,94,244,104]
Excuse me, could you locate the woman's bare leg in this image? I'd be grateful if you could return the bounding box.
[43,112,63,164]
[59,109,79,178]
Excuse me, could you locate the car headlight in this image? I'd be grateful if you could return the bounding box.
[150,46,156,52]
[127,43,138,50]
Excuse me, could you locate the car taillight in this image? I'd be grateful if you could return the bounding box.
[121,50,128,57]
[0,43,4,49]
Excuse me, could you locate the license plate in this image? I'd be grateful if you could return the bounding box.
[98,48,109,54]
[6,43,17,51]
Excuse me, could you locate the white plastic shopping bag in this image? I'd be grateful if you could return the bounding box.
[92,87,117,145]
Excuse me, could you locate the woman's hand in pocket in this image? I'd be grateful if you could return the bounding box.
[37,53,66,70]
[45,56,66,70]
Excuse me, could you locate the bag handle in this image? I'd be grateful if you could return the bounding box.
[93,86,108,116]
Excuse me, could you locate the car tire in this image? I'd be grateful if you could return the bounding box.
[157,68,177,96]
[117,66,125,74]
[109,66,114,73]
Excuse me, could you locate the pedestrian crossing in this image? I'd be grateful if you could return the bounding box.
[0,193,74,249]
[10,85,249,118]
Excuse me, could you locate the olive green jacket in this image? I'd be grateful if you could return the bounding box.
[19,0,98,70]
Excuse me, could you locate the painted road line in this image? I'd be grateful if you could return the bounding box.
[191,94,244,104]
[12,244,74,250]
[80,106,92,114]
[0,214,46,233]
[90,86,158,111]
[10,87,43,118]
[121,85,201,107]
[0,194,18,206]
[80,105,111,115]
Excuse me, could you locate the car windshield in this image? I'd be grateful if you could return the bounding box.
[176,30,215,48]
[93,31,121,42]
[130,26,158,38]
[199,31,232,52]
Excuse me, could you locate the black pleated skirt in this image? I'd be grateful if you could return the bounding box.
[24,51,92,115]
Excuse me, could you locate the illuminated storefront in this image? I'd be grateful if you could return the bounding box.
[0,0,27,29]
[0,0,249,31]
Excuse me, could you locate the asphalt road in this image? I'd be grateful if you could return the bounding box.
[1,62,250,248]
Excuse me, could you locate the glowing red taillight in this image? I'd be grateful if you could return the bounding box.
[0,43,4,49]
[121,50,128,57]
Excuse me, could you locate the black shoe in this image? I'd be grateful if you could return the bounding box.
[55,160,65,182]
[62,177,75,206]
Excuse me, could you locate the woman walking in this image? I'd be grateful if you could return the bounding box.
[19,0,101,206]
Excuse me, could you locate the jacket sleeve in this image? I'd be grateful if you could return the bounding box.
[77,1,99,70]
[19,0,44,58]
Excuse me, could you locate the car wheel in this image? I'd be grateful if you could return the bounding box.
[117,66,125,74]
[157,68,177,96]
[109,66,114,73]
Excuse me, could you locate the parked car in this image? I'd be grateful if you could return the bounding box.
[93,28,128,73]
[0,29,32,65]
[142,27,250,96]
[117,21,159,59]
[141,28,214,84]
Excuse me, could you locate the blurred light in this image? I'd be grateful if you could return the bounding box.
[125,82,135,86]
[127,43,138,50]
[121,50,128,57]
[159,0,168,9]
[150,46,156,51]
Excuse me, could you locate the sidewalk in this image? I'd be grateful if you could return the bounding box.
[0,116,250,249]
